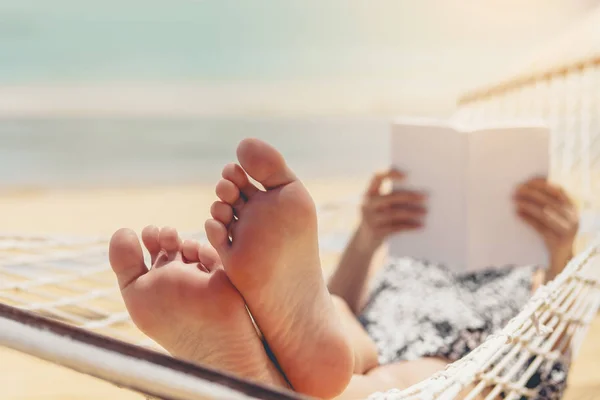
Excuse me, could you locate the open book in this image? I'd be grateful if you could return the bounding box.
[388,118,550,272]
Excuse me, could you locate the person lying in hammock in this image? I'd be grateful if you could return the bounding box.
[326,169,579,399]
[108,138,578,400]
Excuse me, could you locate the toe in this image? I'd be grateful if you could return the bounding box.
[158,227,182,262]
[109,228,148,290]
[198,244,222,271]
[205,219,230,259]
[182,239,201,263]
[210,201,234,226]
[222,163,260,199]
[141,225,161,264]
[158,226,181,251]
[236,138,297,190]
[215,178,241,205]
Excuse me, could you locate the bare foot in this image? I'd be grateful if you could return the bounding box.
[108,226,287,387]
[205,138,354,398]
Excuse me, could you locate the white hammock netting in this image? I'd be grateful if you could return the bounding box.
[370,241,600,400]
[2,9,600,400]
[0,231,598,400]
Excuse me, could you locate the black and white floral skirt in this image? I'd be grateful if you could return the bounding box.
[359,258,570,400]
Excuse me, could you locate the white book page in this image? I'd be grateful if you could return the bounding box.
[466,126,549,271]
[388,120,468,270]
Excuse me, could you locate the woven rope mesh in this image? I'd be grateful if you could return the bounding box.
[0,200,360,353]
[0,234,152,347]
[369,243,600,400]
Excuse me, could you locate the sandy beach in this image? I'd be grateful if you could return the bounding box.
[0,182,598,399]
[0,180,364,236]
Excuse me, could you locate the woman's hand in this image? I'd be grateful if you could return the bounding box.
[357,169,427,252]
[514,177,579,263]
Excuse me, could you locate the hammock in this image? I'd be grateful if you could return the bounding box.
[0,233,598,400]
[3,9,600,400]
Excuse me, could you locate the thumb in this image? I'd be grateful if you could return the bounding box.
[366,169,405,196]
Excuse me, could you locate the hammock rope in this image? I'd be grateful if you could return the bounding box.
[369,240,599,399]
[5,231,596,400]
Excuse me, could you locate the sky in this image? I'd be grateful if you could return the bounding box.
[0,0,598,116]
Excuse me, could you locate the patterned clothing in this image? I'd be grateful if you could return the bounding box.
[359,258,570,399]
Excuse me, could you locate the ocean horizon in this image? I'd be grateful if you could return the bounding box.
[0,116,390,189]
[1,1,593,190]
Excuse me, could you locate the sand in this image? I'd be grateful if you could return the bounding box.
[1,183,598,399]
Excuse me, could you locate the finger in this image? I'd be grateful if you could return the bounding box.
[517,209,548,236]
[516,199,545,220]
[368,191,427,211]
[365,169,406,196]
[541,207,575,237]
[519,179,571,205]
[518,209,561,245]
[517,201,568,239]
[517,190,578,228]
[516,198,574,236]
[515,185,560,209]
[515,187,573,222]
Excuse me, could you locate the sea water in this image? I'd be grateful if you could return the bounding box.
[0,117,390,188]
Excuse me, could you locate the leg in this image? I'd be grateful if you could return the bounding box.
[206,138,354,398]
[108,226,287,387]
[337,358,449,400]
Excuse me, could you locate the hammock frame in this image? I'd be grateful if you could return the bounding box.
[0,302,304,400]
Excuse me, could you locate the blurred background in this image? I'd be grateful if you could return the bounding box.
[1,0,599,188]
